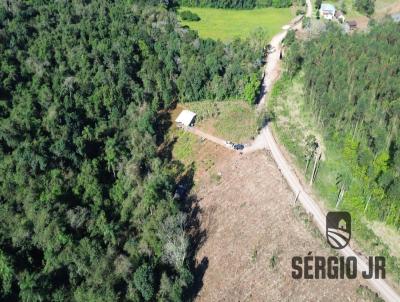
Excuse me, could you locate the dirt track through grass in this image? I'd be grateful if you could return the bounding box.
[184,100,258,143]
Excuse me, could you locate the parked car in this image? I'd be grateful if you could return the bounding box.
[234,144,244,150]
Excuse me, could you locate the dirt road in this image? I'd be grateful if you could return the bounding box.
[186,127,229,149]
[183,2,400,299]
[255,0,400,299]
[194,148,368,301]
[262,128,400,302]
[187,126,267,154]
[257,0,311,111]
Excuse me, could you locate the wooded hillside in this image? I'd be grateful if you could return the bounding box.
[0,1,263,301]
[286,22,400,227]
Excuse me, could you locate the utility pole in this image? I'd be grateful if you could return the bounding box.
[309,151,321,186]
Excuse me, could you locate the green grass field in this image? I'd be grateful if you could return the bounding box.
[185,100,258,142]
[179,7,294,42]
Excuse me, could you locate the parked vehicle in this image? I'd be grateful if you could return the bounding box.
[234,144,244,150]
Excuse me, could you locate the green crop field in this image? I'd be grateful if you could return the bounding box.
[179,7,294,42]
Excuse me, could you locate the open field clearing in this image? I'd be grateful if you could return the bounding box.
[375,0,400,15]
[351,0,400,30]
[182,101,259,143]
[180,140,374,301]
[179,7,294,41]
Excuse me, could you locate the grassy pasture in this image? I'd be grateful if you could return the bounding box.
[179,7,294,42]
[168,100,257,164]
[185,100,258,143]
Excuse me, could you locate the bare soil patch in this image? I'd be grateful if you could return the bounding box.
[375,0,400,16]
[191,146,374,301]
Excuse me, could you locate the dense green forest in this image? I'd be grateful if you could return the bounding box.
[285,21,400,228]
[0,0,263,301]
[179,0,293,9]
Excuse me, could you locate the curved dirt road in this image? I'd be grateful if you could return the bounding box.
[257,1,400,301]
[257,0,311,111]
[263,128,400,302]
[181,5,400,299]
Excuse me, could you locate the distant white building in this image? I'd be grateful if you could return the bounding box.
[320,3,336,20]
[175,109,196,127]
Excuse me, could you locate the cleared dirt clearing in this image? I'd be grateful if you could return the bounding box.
[192,146,373,301]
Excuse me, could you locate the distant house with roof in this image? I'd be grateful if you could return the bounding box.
[320,3,336,20]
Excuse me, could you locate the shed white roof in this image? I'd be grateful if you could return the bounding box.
[321,3,335,12]
[175,110,196,126]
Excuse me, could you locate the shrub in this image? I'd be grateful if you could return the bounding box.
[284,29,296,47]
[133,264,155,301]
[180,10,201,21]
[302,16,311,29]
[244,73,260,105]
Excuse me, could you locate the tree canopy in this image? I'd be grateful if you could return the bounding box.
[0,0,264,300]
[285,21,400,227]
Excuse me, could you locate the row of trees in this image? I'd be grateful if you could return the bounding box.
[0,0,264,301]
[179,0,293,8]
[285,21,400,227]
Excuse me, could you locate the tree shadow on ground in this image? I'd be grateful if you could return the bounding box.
[155,109,172,146]
[157,107,208,300]
[255,73,266,105]
[181,166,208,301]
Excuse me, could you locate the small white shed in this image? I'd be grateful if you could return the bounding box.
[320,3,336,20]
[175,110,196,127]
